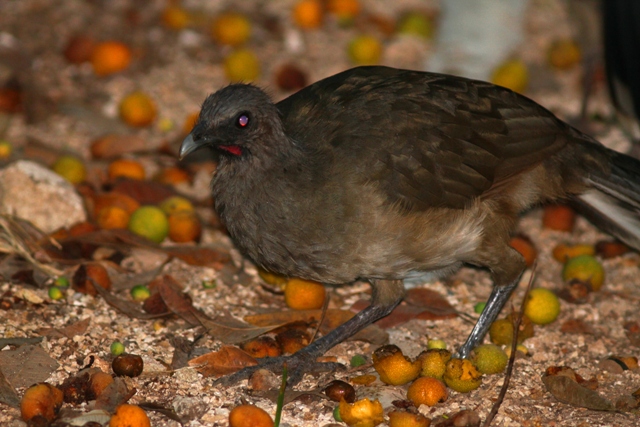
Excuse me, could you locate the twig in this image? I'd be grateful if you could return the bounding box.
[483,263,537,427]
[310,287,331,343]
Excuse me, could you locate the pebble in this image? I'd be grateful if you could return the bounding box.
[0,160,86,233]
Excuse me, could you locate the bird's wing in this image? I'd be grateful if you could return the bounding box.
[279,67,573,211]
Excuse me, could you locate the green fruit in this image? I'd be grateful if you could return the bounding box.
[472,344,508,374]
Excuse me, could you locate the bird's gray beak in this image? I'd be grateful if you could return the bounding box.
[179,124,207,160]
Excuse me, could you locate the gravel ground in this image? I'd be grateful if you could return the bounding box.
[1,1,639,426]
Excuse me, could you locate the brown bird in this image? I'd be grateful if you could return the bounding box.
[180,66,640,385]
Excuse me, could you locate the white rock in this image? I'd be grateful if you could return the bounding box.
[0,160,87,233]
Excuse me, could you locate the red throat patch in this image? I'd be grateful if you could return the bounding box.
[219,145,242,156]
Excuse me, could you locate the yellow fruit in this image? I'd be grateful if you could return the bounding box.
[52,155,86,184]
[407,376,448,407]
[348,35,382,65]
[229,404,274,427]
[155,167,190,185]
[128,206,169,243]
[91,41,132,76]
[418,348,451,380]
[119,91,157,127]
[224,49,261,82]
[161,5,191,30]
[443,358,482,393]
[258,267,289,288]
[211,12,251,46]
[284,278,326,310]
[108,158,146,181]
[339,398,384,427]
[388,411,431,427]
[109,404,150,427]
[372,345,421,386]
[160,196,194,215]
[524,288,561,325]
[562,254,605,291]
[471,344,508,374]
[397,12,433,39]
[0,140,12,159]
[293,0,324,30]
[552,243,595,263]
[491,59,528,93]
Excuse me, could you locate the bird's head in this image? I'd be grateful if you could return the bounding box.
[179,84,284,161]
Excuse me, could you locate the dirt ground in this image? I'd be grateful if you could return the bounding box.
[1,0,639,426]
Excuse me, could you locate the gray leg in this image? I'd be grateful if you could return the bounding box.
[457,274,521,358]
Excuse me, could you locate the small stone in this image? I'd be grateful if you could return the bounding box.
[0,160,86,233]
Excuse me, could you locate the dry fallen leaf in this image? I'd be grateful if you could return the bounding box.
[188,345,258,377]
[542,367,615,411]
[0,344,59,388]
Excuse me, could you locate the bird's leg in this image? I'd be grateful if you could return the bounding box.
[214,279,404,387]
[457,245,526,358]
[456,276,520,358]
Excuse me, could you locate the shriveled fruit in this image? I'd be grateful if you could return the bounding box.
[562,254,605,291]
[372,344,421,385]
[20,383,63,422]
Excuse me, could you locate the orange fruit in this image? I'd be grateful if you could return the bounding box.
[119,91,157,127]
[542,204,576,231]
[548,38,582,71]
[284,278,326,310]
[161,5,191,30]
[388,410,431,427]
[97,206,130,229]
[168,211,202,242]
[155,167,190,185]
[407,377,448,407]
[211,12,251,46]
[20,383,63,422]
[229,404,274,427]
[327,0,360,22]
[509,235,537,267]
[108,158,146,181]
[109,404,150,427]
[91,41,132,76]
[373,345,421,385]
[293,0,324,30]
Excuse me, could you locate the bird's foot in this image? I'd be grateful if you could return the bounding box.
[213,349,345,387]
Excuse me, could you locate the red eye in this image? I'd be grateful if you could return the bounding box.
[237,114,249,127]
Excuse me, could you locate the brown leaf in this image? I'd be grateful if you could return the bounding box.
[560,318,595,335]
[39,317,92,339]
[542,370,615,411]
[244,308,388,345]
[0,368,20,408]
[188,346,257,377]
[112,179,175,205]
[90,134,149,159]
[93,280,168,320]
[405,288,458,319]
[0,344,59,388]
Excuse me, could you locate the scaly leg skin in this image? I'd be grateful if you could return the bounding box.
[456,275,521,359]
[214,279,404,387]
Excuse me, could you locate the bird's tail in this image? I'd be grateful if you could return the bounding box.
[575,149,640,251]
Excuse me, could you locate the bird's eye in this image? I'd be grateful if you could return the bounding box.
[236,113,249,128]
